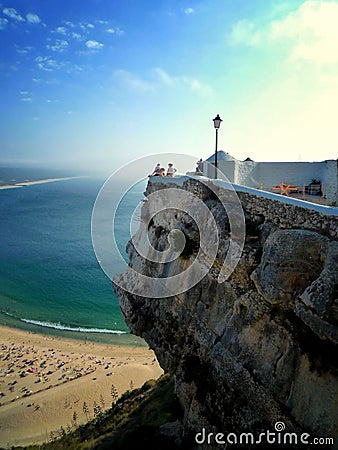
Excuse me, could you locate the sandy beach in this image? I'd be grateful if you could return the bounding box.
[0,177,79,190]
[0,325,163,448]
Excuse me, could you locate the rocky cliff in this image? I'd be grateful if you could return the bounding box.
[114,177,338,448]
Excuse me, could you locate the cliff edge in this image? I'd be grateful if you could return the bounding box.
[114,177,337,448]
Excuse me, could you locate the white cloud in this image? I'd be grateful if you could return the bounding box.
[26,13,41,24]
[21,97,33,102]
[183,7,195,15]
[114,70,155,93]
[271,0,338,64]
[63,21,75,28]
[0,17,8,30]
[55,26,67,35]
[20,91,29,95]
[185,78,208,92]
[47,39,69,52]
[87,23,95,28]
[154,67,212,95]
[53,24,84,40]
[71,32,82,40]
[3,7,25,22]
[230,0,338,65]
[229,19,261,46]
[114,67,212,95]
[36,56,64,71]
[67,64,83,73]
[154,67,174,85]
[16,45,34,54]
[85,40,104,49]
[106,27,124,35]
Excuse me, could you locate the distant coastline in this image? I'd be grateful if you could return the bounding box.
[0,176,80,190]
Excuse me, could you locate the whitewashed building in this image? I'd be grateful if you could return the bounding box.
[204,151,338,206]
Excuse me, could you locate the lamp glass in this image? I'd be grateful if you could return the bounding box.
[213,114,222,129]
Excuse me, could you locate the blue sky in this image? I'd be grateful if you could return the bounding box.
[0,0,337,171]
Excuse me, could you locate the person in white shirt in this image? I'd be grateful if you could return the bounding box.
[166,163,177,177]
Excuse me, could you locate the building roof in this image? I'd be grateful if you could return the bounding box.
[206,150,236,162]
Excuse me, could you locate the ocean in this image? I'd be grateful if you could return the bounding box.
[0,172,146,345]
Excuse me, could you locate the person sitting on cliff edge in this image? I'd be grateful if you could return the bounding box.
[150,163,162,176]
[196,158,203,173]
[166,163,177,177]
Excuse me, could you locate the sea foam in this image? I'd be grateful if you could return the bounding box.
[21,318,126,334]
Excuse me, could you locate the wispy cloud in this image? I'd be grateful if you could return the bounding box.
[229,19,260,46]
[16,45,34,55]
[26,13,41,24]
[229,0,338,65]
[36,56,65,72]
[183,7,195,15]
[63,21,75,28]
[114,70,156,93]
[20,91,33,102]
[32,77,60,85]
[85,40,104,49]
[71,32,82,41]
[114,67,212,95]
[106,27,124,35]
[0,17,8,30]
[55,26,68,35]
[154,67,212,94]
[47,39,69,52]
[270,0,338,64]
[1,8,42,28]
[3,7,25,22]
[154,67,174,86]
[51,19,124,46]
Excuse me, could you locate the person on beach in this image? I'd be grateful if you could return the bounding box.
[166,163,177,177]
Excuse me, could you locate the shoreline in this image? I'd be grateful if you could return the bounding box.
[0,324,163,447]
[0,310,145,347]
[0,176,80,190]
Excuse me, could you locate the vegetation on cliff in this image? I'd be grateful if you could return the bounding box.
[6,374,182,450]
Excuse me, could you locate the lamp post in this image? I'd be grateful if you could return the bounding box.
[213,114,222,179]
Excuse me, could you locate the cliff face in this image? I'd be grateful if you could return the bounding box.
[114,178,338,447]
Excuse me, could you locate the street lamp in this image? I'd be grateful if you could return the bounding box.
[213,114,222,179]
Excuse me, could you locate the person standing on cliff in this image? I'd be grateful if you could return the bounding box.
[166,163,177,177]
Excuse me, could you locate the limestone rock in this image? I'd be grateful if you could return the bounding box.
[114,178,338,447]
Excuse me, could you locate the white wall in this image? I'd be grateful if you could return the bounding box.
[207,159,337,205]
[323,160,338,205]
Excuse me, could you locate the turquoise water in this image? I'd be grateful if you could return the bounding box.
[0,174,145,344]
